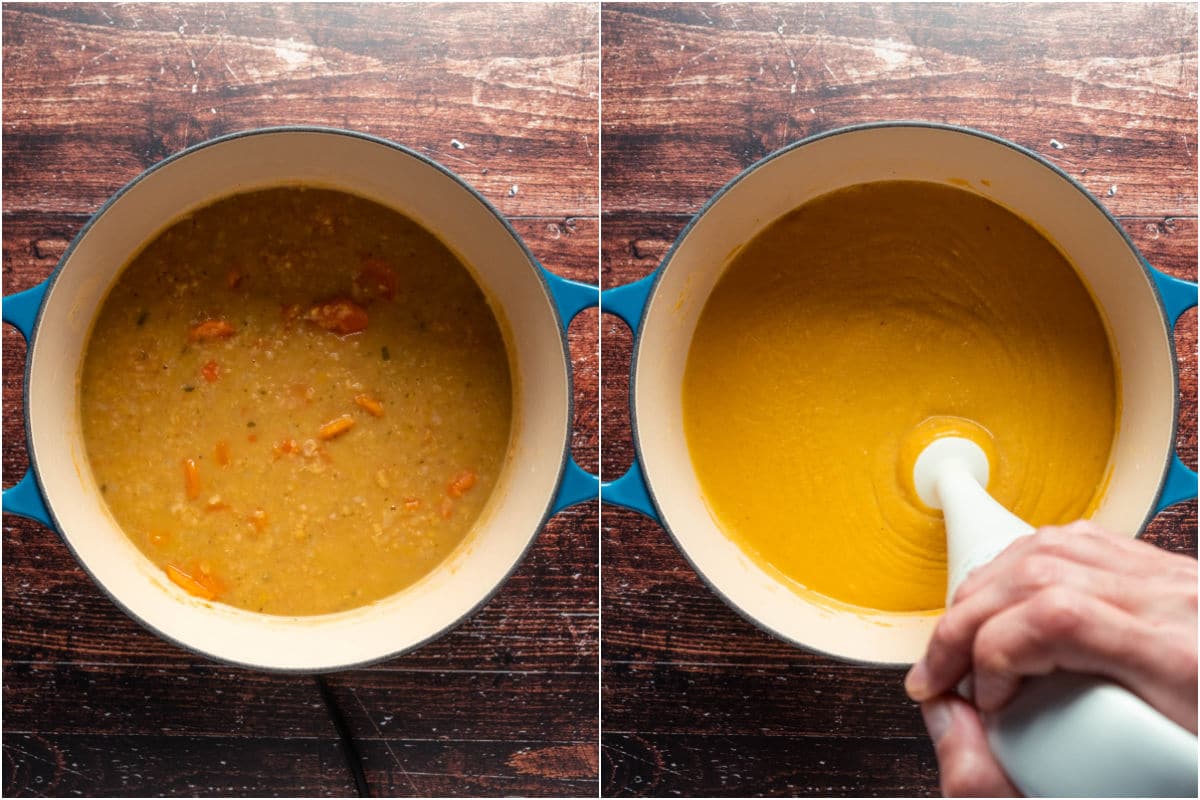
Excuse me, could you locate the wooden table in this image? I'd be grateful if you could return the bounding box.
[5,3,1197,798]
[3,4,598,796]
[600,3,1197,796]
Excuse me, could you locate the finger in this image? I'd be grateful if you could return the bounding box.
[908,553,1159,702]
[969,586,1187,721]
[912,523,1192,703]
[922,694,1019,797]
[952,523,1168,606]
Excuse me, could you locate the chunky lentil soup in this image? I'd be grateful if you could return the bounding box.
[81,186,513,616]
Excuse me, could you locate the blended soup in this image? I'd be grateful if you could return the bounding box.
[81,186,513,616]
[682,180,1118,613]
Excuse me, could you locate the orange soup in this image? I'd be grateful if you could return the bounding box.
[682,181,1118,612]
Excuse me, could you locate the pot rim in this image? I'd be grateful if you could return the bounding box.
[624,119,1182,667]
[20,125,577,673]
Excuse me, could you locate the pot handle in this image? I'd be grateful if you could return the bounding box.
[539,267,602,514]
[1146,264,1198,513]
[2,280,53,528]
[602,460,657,519]
[601,272,656,335]
[2,279,47,340]
[595,275,660,520]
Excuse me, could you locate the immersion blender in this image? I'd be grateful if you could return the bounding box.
[912,435,1198,797]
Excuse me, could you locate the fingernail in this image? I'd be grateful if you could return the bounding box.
[956,673,974,703]
[905,660,930,700]
[921,698,953,744]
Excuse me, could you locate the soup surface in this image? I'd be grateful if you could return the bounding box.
[682,180,1118,613]
[81,186,513,616]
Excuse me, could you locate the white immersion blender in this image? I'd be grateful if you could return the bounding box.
[912,435,1198,798]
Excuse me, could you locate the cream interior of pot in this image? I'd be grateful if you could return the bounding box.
[633,125,1175,665]
[28,131,570,670]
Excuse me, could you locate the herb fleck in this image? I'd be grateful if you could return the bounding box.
[136,310,149,326]
[182,384,196,392]
[381,345,391,361]
[247,421,256,428]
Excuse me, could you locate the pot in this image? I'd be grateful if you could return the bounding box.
[602,121,1197,666]
[2,127,599,672]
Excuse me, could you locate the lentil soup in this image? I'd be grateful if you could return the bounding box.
[682,180,1118,614]
[80,186,513,616]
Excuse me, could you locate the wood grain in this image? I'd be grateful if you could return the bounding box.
[600,3,1196,796]
[2,4,599,217]
[603,733,937,798]
[601,3,1197,216]
[3,733,354,797]
[3,4,598,797]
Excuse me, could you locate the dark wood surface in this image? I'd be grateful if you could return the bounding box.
[600,3,1197,797]
[3,4,598,797]
[6,3,1198,798]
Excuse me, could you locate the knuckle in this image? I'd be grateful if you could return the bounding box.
[1161,639,1198,684]
[1030,525,1079,557]
[955,573,984,604]
[972,628,1008,674]
[1014,554,1061,592]
[1179,579,1198,613]
[1060,519,1103,537]
[952,573,981,604]
[930,612,967,656]
[1029,587,1085,638]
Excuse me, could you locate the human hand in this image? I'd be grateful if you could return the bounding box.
[905,521,1198,797]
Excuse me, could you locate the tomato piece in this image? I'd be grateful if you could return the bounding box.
[305,298,368,335]
[354,256,399,302]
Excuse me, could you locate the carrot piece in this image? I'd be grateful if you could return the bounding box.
[439,497,455,519]
[247,433,258,443]
[205,497,230,512]
[318,414,355,440]
[305,298,368,335]
[272,438,298,458]
[165,563,218,601]
[188,319,236,342]
[447,469,477,498]
[403,498,422,511]
[354,394,385,417]
[201,359,221,383]
[183,458,202,500]
[215,440,231,466]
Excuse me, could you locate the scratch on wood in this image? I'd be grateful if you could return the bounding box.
[223,60,244,85]
[602,741,685,778]
[5,741,89,780]
[348,688,420,794]
[670,44,719,87]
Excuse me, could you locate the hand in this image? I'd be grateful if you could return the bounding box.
[905,521,1198,796]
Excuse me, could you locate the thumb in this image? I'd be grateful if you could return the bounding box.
[922,694,1020,798]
